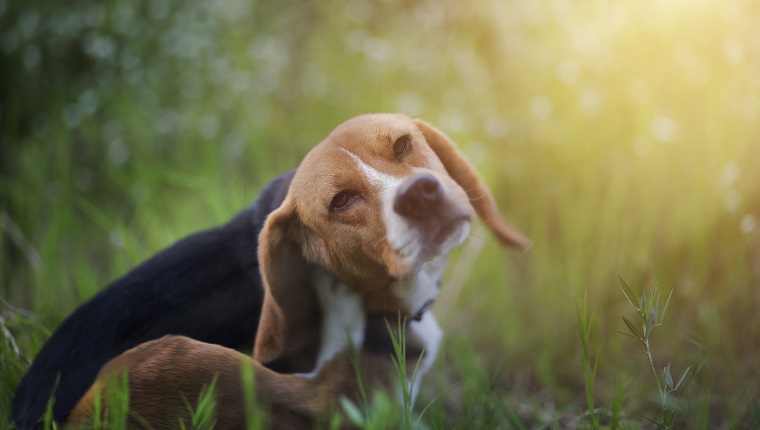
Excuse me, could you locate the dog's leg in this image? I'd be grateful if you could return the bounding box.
[68,336,336,430]
[69,314,442,429]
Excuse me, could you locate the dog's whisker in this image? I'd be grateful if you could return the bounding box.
[468,231,496,244]
[468,193,489,202]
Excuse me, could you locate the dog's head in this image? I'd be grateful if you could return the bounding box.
[253,114,530,365]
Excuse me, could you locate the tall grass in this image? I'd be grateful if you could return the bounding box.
[575,293,600,429]
[2,0,760,428]
[618,277,706,429]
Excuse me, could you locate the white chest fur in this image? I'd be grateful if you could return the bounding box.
[307,270,444,410]
[404,311,443,406]
[309,270,366,376]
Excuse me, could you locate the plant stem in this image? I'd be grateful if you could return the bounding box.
[644,339,665,405]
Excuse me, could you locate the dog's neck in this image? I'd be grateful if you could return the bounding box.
[306,257,445,375]
[308,270,366,376]
[392,255,447,320]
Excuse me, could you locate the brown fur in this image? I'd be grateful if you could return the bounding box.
[69,114,528,429]
[414,119,531,250]
[69,336,321,429]
[254,114,529,366]
[69,317,421,430]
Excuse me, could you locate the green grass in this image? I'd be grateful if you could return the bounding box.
[2,0,760,428]
[575,292,600,429]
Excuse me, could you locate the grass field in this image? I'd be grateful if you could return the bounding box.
[2,0,760,428]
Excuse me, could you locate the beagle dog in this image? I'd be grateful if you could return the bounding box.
[67,113,530,429]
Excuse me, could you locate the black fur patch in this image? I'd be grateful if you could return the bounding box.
[11,171,295,429]
[362,316,424,360]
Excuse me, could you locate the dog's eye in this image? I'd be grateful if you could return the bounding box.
[393,134,412,159]
[330,191,358,212]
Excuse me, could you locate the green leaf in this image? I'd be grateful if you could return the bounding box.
[654,293,661,325]
[640,289,647,313]
[680,357,708,392]
[648,282,657,308]
[622,316,643,341]
[664,363,674,389]
[616,330,639,340]
[339,397,365,426]
[609,377,625,430]
[675,365,692,390]
[660,289,674,324]
[618,275,640,312]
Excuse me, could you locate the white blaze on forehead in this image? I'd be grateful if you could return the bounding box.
[339,146,414,260]
[339,147,400,190]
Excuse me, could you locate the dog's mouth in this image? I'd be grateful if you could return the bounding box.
[390,214,472,276]
[432,216,471,246]
[412,299,435,321]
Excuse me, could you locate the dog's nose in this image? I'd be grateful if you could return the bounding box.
[393,173,442,219]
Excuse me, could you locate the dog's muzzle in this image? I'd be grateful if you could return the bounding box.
[393,173,472,247]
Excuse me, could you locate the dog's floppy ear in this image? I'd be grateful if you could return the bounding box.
[415,119,532,250]
[254,196,319,366]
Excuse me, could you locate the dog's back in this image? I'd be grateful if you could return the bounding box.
[11,171,294,429]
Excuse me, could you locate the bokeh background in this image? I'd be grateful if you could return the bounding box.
[2,0,759,427]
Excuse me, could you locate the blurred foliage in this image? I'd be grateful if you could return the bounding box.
[2,0,760,427]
